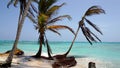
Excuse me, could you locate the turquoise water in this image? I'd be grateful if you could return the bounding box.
[0,41,120,67]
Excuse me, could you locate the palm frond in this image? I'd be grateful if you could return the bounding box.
[13,0,19,7]
[85,5,105,16]
[7,0,14,8]
[39,0,46,12]
[38,13,49,24]
[48,28,61,36]
[39,0,57,13]
[85,27,97,42]
[86,27,101,42]
[81,25,102,45]
[81,26,92,45]
[47,15,72,25]
[27,13,37,24]
[47,25,75,35]
[28,8,35,17]
[30,4,38,13]
[90,32,101,42]
[46,3,65,16]
[46,0,57,10]
[85,18,103,35]
[78,5,105,44]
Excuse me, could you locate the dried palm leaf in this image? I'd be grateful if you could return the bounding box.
[27,13,37,24]
[85,18,103,35]
[81,26,92,45]
[86,27,101,42]
[30,4,38,13]
[85,6,105,16]
[46,3,65,16]
[13,0,19,7]
[47,25,75,35]
[47,15,72,25]
[7,0,14,8]
[48,28,61,36]
[85,27,97,42]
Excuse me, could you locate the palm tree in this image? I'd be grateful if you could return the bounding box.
[0,0,33,67]
[28,0,75,58]
[64,6,105,56]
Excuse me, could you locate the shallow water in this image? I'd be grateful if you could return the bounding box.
[0,41,120,68]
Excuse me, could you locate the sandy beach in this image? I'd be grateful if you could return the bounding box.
[0,53,113,68]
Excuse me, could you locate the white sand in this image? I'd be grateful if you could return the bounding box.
[0,55,52,68]
[72,58,113,68]
[0,54,113,68]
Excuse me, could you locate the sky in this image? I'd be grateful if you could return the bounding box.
[0,0,120,42]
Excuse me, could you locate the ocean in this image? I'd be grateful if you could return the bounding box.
[0,41,120,68]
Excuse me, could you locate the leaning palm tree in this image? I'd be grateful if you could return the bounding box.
[0,0,33,67]
[28,0,75,58]
[64,5,105,56]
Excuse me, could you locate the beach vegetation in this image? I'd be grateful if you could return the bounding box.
[64,5,105,56]
[0,0,105,68]
[52,6,105,67]
[29,0,75,59]
[0,0,36,67]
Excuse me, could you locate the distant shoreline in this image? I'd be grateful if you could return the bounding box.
[1,40,120,43]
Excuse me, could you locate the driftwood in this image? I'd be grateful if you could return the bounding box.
[52,55,77,68]
[5,49,24,56]
[0,49,24,57]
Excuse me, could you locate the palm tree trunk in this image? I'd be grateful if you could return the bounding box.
[35,33,44,58]
[2,0,31,67]
[45,35,53,59]
[35,40,42,58]
[64,26,80,56]
[46,42,53,59]
[47,48,52,59]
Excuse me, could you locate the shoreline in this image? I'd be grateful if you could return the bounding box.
[0,53,113,68]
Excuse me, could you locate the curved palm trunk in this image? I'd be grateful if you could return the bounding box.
[35,34,52,59]
[47,46,53,59]
[35,41,42,58]
[35,43,52,59]
[0,1,31,67]
[46,40,53,59]
[64,26,80,56]
[35,33,43,58]
[44,35,53,59]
